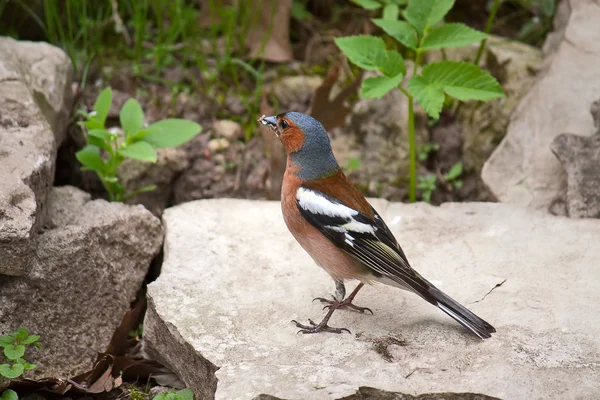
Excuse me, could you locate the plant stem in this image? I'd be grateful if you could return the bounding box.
[474,0,502,66]
[407,94,416,202]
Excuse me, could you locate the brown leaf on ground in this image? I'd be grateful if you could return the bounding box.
[308,63,364,131]
[103,296,146,358]
[258,96,286,200]
[246,0,293,62]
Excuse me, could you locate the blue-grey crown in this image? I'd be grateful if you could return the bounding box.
[284,112,339,180]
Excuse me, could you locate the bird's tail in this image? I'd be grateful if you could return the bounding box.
[429,286,496,339]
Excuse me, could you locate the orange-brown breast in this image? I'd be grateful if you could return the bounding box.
[280,160,371,281]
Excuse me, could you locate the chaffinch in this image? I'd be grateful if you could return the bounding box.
[258,112,496,339]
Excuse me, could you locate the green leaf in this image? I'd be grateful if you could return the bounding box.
[382,3,399,20]
[379,50,406,77]
[119,141,157,162]
[141,119,202,148]
[2,389,18,400]
[87,129,111,142]
[120,98,145,138]
[3,345,25,360]
[176,389,194,400]
[22,362,36,371]
[403,0,455,36]
[0,363,24,379]
[408,76,445,118]
[0,336,12,346]
[444,161,463,181]
[14,329,28,342]
[334,35,387,71]
[76,145,105,174]
[372,19,418,49]
[93,87,112,126]
[361,73,404,99]
[291,1,311,21]
[423,61,504,101]
[123,184,158,201]
[153,394,168,400]
[22,335,40,345]
[421,23,487,49]
[349,0,382,10]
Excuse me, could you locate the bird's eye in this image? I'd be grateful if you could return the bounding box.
[280,120,289,129]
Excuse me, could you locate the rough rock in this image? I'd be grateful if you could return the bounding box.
[550,100,600,218]
[0,37,73,276]
[120,147,189,216]
[213,120,243,141]
[0,186,163,378]
[482,0,600,211]
[145,199,600,400]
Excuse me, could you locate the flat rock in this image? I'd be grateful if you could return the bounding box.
[482,0,600,212]
[144,199,600,400]
[0,37,73,276]
[0,186,163,378]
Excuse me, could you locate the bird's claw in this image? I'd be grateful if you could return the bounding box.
[291,319,351,335]
[315,297,373,315]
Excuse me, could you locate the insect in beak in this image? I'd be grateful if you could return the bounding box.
[258,115,279,136]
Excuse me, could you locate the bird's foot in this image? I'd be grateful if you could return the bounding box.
[291,318,351,334]
[313,295,373,315]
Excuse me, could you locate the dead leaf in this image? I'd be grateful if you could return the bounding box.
[246,0,293,62]
[103,296,146,358]
[308,63,364,131]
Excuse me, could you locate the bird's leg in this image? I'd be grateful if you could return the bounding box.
[291,280,351,334]
[314,281,373,315]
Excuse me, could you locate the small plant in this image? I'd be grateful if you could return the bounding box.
[336,0,504,202]
[418,174,437,202]
[1,328,41,400]
[443,161,463,190]
[76,87,202,202]
[350,0,408,20]
[417,142,439,161]
[153,388,194,400]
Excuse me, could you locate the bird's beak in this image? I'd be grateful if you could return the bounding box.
[257,115,279,136]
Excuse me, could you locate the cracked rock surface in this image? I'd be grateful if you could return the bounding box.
[0,37,73,276]
[145,199,600,400]
[482,0,600,212]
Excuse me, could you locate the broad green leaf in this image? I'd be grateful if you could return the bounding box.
[120,98,144,138]
[444,161,463,181]
[88,135,112,152]
[334,35,387,71]
[93,87,112,126]
[22,362,36,371]
[421,23,487,49]
[22,335,40,345]
[79,119,104,131]
[2,389,18,400]
[0,363,24,379]
[76,145,105,173]
[350,0,382,9]
[87,129,111,142]
[0,336,12,346]
[372,19,418,49]
[177,388,194,400]
[422,61,504,101]
[119,141,157,162]
[360,73,404,99]
[382,4,399,20]
[379,50,406,77]
[141,119,202,148]
[14,329,28,342]
[3,345,24,360]
[403,0,455,35]
[408,76,445,118]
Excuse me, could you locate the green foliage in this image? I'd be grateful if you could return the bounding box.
[418,175,437,202]
[153,388,194,400]
[76,87,202,202]
[344,157,362,173]
[443,161,463,189]
[1,389,18,400]
[418,142,439,161]
[0,328,40,389]
[336,0,504,202]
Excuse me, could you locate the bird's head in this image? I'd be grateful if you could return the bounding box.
[258,111,339,180]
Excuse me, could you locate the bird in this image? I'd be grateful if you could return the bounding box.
[257,112,496,339]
